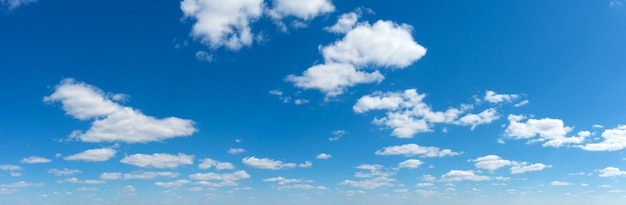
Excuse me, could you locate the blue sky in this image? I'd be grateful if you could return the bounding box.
[1,0,626,204]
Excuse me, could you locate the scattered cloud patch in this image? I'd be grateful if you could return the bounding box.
[228,148,246,155]
[484,90,519,103]
[48,168,82,176]
[550,181,572,186]
[242,156,308,170]
[375,144,461,158]
[0,0,36,11]
[120,153,194,169]
[189,170,250,187]
[598,167,626,177]
[504,115,587,147]
[20,156,51,164]
[398,159,423,169]
[329,130,346,141]
[316,153,332,159]
[64,148,116,162]
[440,170,489,182]
[155,180,191,188]
[340,164,395,189]
[45,79,197,143]
[195,51,214,62]
[471,155,550,174]
[57,177,105,184]
[580,125,626,151]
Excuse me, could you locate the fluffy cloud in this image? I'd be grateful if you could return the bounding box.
[471,155,550,174]
[64,148,116,162]
[316,153,332,159]
[398,159,423,169]
[580,125,626,151]
[340,164,395,189]
[375,144,461,158]
[155,180,191,188]
[267,0,334,20]
[198,158,235,170]
[598,167,626,177]
[325,11,359,34]
[228,148,246,154]
[180,0,263,50]
[242,156,309,170]
[120,153,194,169]
[189,170,250,187]
[20,156,51,164]
[286,63,384,97]
[101,172,179,180]
[550,181,572,186]
[288,19,426,97]
[0,0,36,11]
[99,172,122,180]
[44,79,197,143]
[484,90,519,103]
[263,177,303,185]
[355,89,497,138]
[504,115,587,147]
[440,170,489,182]
[48,168,82,176]
[0,165,21,177]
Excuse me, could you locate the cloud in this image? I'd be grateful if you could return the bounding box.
[48,168,82,176]
[471,155,550,174]
[242,156,308,170]
[550,181,572,186]
[155,180,191,188]
[100,172,179,180]
[579,125,626,151]
[440,170,489,182]
[340,164,395,189]
[484,90,519,103]
[20,156,51,164]
[120,153,194,169]
[325,11,359,34]
[398,159,423,169]
[100,172,122,180]
[0,0,36,11]
[57,177,105,184]
[267,0,334,20]
[286,63,384,97]
[454,108,500,130]
[195,50,214,62]
[329,130,347,141]
[375,144,461,158]
[180,0,264,50]
[0,165,22,171]
[598,167,626,177]
[0,181,43,188]
[198,158,235,170]
[228,148,246,155]
[610,0,623,8]
[263,177,302,185]
[287,20,426,98]
[64,148,116,162]
[44,79,197,143]
[316,153,332,159]
[189,170,251,187]
[504,115,587,147]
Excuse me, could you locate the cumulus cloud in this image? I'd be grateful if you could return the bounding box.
[398,159,423,169]
[355,89,496,138]
[504,115,587,147]
[0,0,36,11]
[20,156,51,164]
[440,170,489,182]
[44,79,197,143]
[579,125,626,151]
[598,167,626,177]
[510,163,551,174]
[316,153,332,159]
[0,181,43,188]
[263,176,327,190]
[340,164,395,189]
[375,144,461,158]
[48,168,82,176]
[155,180,191,188]
[325,11,359,34]
[100,172,122,180]
[228,148,246,154]
[484,90,519,103]
[198,158,235,170]
[189,170,250,187]
[471,155,550,174]
[180,0,263,50]
[268,0,334,20]
[287,20,426,98]
[120,153,194,169]
[64,148,116,162]
[550,181,572,186]
[242,156,309,170]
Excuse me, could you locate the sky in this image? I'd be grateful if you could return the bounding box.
[1,0,626,204]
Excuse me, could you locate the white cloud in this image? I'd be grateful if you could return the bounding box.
[189,170,251,186]
[123,172,179,180]
[195,50,213,62]
[0,181,43,188]
[20,156,51,164]
[375,144,461,158]
[64,148,116,162]
[472,155,512,171]
[242,156,302,170]
[510,163,550,174]
[0,0,36,11]
[216,162,235,170]
[228,148,246,154]
[340,164,395,189]
[484,90,519,103]
[398,159,423,169]
[550,181,572,186]
[123,185,136,192]
[57,177,105,184]
[321,20,426,68]
[44,79,197,143]
[120,153,194,169]
[440,170,489,182]
[180,0,264,50]
[454,108,500,130]
[263,177,303,185]
[48,168,82,176]
[504,115,587,147]
[513,100,529,107]
[0,165,22,171]
[598,167,626,177]
[316,153,332,159]
[275,184,327,190]
[100,172,122,180]
[329,130,346,141]
[416,183,434,187]
[298,161,312,168]
[268,0,334,20]
[325,11,359,34]
[198,158,235,170]
[286,63,384,97]
[155,180,191,188]
[580,125,626,151]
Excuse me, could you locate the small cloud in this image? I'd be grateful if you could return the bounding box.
[550,181,572,186]
[610,0,623,8]
[228,148,246,155]
[329,130,347,141]
[195,51,214,62]
[315,153,332,160]
[20,156,51,164]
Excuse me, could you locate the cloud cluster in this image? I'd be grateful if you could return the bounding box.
[471,155,550,174]
[45,79,197,143]
[340,164,395,189]
[375,143,460,157]
[64,148,116,162]
[120,153,194,169]
[440,170,489,182]
[242,156,311,170]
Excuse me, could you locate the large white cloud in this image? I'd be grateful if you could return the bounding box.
[504,115,587,147]
[598,167,626,177]
[375,144,460,158]
[287,19,426,98]
[268,0,334,20]
[120,153,194,169]
[64,148,116,162]
[44,79,197,143]
[580,125,626,151]
[180,0,264,50]
[440,170,489,182]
